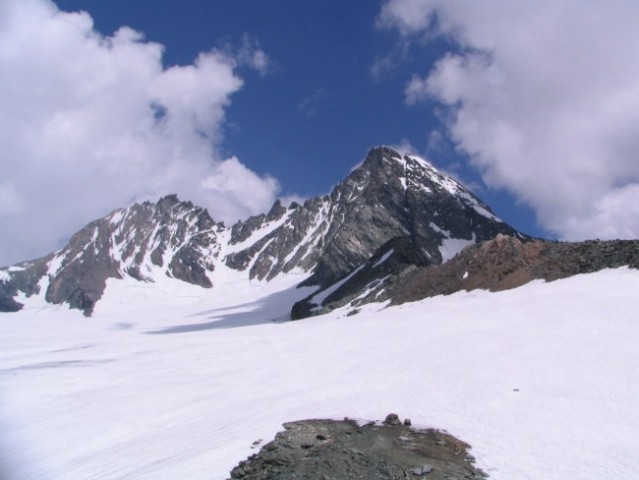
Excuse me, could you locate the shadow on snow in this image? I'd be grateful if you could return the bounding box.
[145,283,316,334]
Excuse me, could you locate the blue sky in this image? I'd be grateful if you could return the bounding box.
[2,0,639,266]
[54,0,541,233]
[50,3,441,188]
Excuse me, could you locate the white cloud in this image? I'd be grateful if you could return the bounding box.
[199,156,280,223]
[235,35,271,75]
[0,0,278,265]
[388,139,418,158]
[404,75,430,106]
[379,0,639,240]
[298,88,327,119]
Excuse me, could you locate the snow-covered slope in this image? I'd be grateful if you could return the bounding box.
[1,267,638,480]
[0,146,518,315]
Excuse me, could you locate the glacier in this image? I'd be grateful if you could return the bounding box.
[1,267,638,480]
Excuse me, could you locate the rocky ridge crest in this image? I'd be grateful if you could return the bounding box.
[0,146,516,315]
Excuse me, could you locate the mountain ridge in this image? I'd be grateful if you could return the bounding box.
[5,146,637,320]
[0,146,519,315]
[292,233,639,319]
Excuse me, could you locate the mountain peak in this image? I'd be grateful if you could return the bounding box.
[358,146,434,171]
[156,193,183,210]
[360,145,403,167]
[1,145,522,315]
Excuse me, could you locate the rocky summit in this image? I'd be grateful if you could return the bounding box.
[1,146,637,317]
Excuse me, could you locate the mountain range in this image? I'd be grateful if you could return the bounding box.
[1,146,637,317]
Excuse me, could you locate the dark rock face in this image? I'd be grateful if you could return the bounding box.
[247,147,517,287]
[291,237,433,319]
[225,147,519,321]
[282,147,521,318]
[0,257,50,312]
[227,417,487,480]
[43,218,122,314]
[0,284,23,312]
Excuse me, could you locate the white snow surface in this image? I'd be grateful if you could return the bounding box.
[401,153,503,223]
[440,236,476,262]
[372,248,394,268]
[1,268,639,480]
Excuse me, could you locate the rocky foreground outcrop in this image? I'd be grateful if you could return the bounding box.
[227,415,488,480]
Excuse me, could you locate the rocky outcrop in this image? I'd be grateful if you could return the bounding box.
[227,415,487,480]
[385,235,639,306]
[291,234,639,318]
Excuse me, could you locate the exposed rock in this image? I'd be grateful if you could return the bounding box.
[384,413,401,425]
[2,143,638,318]
[412,464,433,475]
[293,233,639,319]
[226,417,488,480]
[387,234,639,306]
[230,146,517,290]
[1,146,518,315]
[1,196,223,314]
[0,257,50,312]
[296,147,518,288]
[291,236,433,319]
[0,285,23,312]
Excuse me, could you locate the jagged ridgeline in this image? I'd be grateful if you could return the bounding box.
[4,146,636,318]
[0,147,518,315]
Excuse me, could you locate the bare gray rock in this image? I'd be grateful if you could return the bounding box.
[227,417,488,480]
[384,413,401,425]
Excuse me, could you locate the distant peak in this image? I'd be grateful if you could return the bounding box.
[371,145,403,157]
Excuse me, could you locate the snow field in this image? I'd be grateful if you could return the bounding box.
[0,268,638,479]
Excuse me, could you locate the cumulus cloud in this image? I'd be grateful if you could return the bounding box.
[0,0,278,265]
[379,0,639,240]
